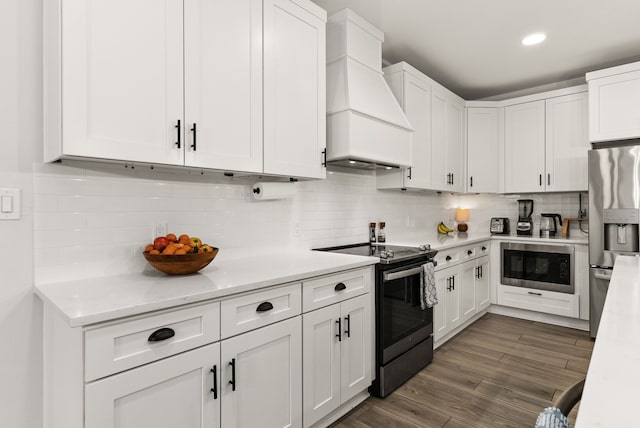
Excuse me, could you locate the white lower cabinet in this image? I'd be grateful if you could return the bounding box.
[86,343,221,428]
[433,242,491,345]
[302,294,371,428]
[434,265,462,341]
[221,317,302,428]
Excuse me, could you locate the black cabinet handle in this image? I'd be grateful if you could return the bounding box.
[451,173,454,185]
[210,365,218,399]
[446,277,451,291]
[470,176,473,187]
[445,255,452,261]
[321,148,327,167]
[344,315,351,338]
[334,282,346,292]
[475,266,479,279]
[408,167,412,180]
[467,250,473,255]
[175,119,181,149]
[148,327,175,342]
[547,173,551,186]
[482,246,487,251]
[480,265,483,278]
[539,174,542,186]
[528,291,542,296]
[256,302,274,312]
[191,123,197,151]
[336,318,342,342]
[228,358,236,391]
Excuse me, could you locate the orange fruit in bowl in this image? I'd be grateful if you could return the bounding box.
[150,249,161,255]
[162,245,177,255]
[166,233,178,243]
[175,248,187,255]
[144,244,154,253]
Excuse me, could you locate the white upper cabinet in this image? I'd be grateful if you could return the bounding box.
[184,0,263,173]
[504,100,546,193]
[45,0,326,179]
[49,0,185,165]
[377,65,432,190]
[466,108,500,193]
[587,61,640,143]
[545,92,589,192]
[377,62,463,192]
[503,90,588,193]
[263,0,327,179]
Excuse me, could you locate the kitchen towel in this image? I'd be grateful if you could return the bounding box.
[535,407,569,428]
[420,261,437,310]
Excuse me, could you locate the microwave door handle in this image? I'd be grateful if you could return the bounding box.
[383,266,423,282]
[594,271,612,281]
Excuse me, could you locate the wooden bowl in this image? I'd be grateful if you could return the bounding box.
[143,248,219,275]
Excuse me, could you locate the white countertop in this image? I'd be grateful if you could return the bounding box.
[576,255,640,427]
[35,251,378,327]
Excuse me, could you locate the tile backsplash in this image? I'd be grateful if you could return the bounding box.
[33,161,587,284]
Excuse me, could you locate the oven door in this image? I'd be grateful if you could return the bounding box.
[379,261,433,364]
[501,242,575,293]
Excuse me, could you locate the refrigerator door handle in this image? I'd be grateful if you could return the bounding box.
[594,271,613,281]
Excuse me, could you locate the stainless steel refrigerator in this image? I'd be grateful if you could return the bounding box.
[588,142,640,338]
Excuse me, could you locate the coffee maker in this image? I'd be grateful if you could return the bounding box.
[516,199,534,236]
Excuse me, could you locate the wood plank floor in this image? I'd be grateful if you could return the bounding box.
[330,313,593,428]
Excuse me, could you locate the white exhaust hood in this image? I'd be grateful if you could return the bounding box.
[325,9,413,169]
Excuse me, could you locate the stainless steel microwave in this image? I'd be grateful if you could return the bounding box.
[500,242,574,294]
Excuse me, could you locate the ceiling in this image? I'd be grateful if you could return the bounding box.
[313,0,640,100]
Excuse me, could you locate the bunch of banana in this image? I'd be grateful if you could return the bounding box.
[437,222,454,234]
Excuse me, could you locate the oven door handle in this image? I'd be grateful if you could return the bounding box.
[383,266,424,282]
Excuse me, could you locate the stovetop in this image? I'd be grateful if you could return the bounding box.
[315,243,437,264]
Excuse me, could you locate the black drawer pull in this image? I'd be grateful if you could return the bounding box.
[344,315,351,338]
[256,302,274,312]
[336,318,342,342]
[445,255,452,261]
[334,282,347,291]
[528,291,542,296]
[191,123,197,151]
[228,358,236,391]
[482,246,487,251]
[210,365,218,399]
[175,119,181,149]
[467,250,473,255]
[148,327,175,342]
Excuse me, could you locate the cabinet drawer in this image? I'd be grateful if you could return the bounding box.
[221,283,302,339]
[85,301,220,382]
[497,285,579,318]
[302,267,372,312]
[434,249,460,270]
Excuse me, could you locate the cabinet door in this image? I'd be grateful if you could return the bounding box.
[221,317,302,428]
[433,269,450,341]
[504,100,546,193]
[446,267,462,329]
[589,69,640,142]
[340,294,372,404]
[431,87,449,191]
[447,100,465,192]
[403,73,432,189]
[460,260,477,322]
[85,342,220,428]
[302,305,341,428]
[476,257,491,311]
[466,108,499,193]
[61,0,184,165]
[545,92,589,192]
[184,0,263,172]
[263,0,326,179]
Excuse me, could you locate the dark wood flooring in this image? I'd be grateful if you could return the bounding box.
[331,313,593,428]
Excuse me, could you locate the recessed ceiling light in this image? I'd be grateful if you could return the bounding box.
[348,160,356,164]
[522,32,546,46]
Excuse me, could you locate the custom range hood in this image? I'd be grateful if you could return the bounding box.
[325,9,413,170]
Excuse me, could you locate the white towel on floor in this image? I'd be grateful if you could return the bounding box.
[420,261,437,310]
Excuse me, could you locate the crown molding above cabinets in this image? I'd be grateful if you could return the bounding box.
[44,0,327,181]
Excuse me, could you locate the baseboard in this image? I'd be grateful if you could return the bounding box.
[310,390,370,428]
[488,304,589,331]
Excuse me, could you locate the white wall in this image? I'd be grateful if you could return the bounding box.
[0,0,42,426]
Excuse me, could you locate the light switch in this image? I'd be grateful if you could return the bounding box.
[1,195,13,213]
[0,188,20,220]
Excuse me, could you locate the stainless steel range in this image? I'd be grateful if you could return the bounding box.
[315,243,438,397]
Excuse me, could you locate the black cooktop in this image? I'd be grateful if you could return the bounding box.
[315,242,437,264]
